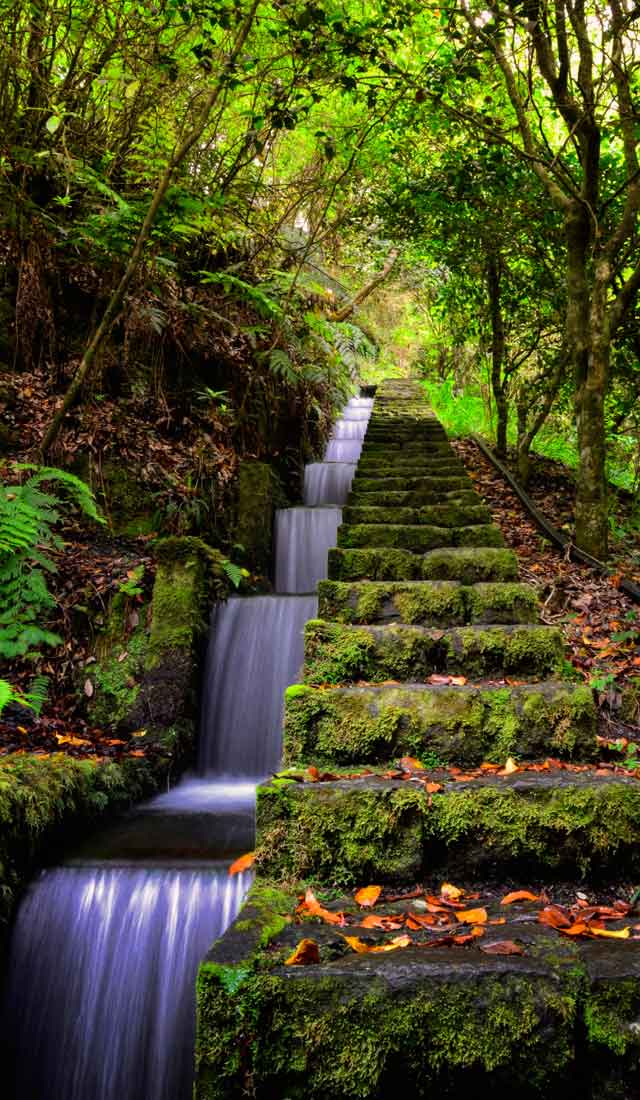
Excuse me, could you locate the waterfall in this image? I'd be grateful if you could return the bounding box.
[199,595,317,776]
[5,864,249,1100]
[4,391,372,1100]
[274,507,342,593]
[303,462,356,505]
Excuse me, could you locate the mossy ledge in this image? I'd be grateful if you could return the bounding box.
[318,579,538,625]
[255,774,640,884]
[303,619,564,683]
[283,681,596,767]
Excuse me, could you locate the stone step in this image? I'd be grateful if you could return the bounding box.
[303,620,564,683]
[348,489,481,508]
[355,461,467,477]
[342,504,492,527]
[318,579,538,626]
[360,442,453,455]
[328,546,522,585]
[353,475,471,492]
[336,523,504,553]
[197,879,640,1100]
[283,681,596,768]
[256,770,640,884]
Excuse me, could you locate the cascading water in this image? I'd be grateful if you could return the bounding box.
[199,594,317,775]
[274,507,342,593]
[303,462,356,505]
[3,393,373,1100]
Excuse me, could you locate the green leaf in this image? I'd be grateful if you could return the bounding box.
[46,115,61,134]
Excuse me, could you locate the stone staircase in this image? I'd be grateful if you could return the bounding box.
[195,379,640,1100]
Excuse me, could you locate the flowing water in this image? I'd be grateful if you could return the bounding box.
[199,594,318,776]
[303,462,356,505]
[274,506,342,593]
[3,393,372,1100]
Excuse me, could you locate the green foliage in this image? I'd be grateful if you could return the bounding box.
[0,467,103,659]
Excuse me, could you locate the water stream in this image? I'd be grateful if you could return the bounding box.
[3,394,372,1099]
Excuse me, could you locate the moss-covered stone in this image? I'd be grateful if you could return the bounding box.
[348,489,481,508]
[328,546,422,581]
[421,547,518,583]
[317,578,538,624]
[256,774,640,884]
[318,579,469,625]
[337,522,503,552]
[303,620,565,684]
[233,460,284,573]
[196,906,580,1099]
[256,778,426,885]
[342,504,491,527]
[95,460,157,537]
[283,681,596,767]
[352,475,471,493]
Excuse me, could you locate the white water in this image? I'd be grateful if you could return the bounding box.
[4,391,373,1100]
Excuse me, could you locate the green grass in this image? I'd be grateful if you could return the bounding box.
[420,379,635,493]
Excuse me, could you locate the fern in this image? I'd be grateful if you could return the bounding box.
[0,466,103,659]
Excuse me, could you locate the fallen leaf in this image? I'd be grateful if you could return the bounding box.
[355,885,382,908]
[501,890,541,905]
[449,675,467,685]
[285,939,320,965]
[441,883,464,900]
[499,757,519,775]
[425,781,443,793]
[229,851,255,875]
[480,940,525,955]
[342,934,412,954]
[538,906,572,929]
[297,888,345,926]
[589,926,630,939]
[360,914,405,931]
[455,907,488,925]
[398,756,425,771]
[84,679,94,698]
[55,734,93,747]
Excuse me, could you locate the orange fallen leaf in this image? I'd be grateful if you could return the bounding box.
[489,917,507,925]
[360,914,405,931]
[449,675,467,686]
[296,888,345,926]
[127,749,146,757]
[480,940,525,955]
[307,766,320,782]
[501,890,541,905]
[405,913,438,930]
[399,756,425,771]
[355,885,382,908]
[55,734,93,747]
[558,922,590,936]
[343,934,412,954]
[229,851,255,875]
[425,781,443,793]
[441,883,464,900]
[285,939,320,965]
[538,906,571,929]
[499,757,519,776]
[455,907,488,925]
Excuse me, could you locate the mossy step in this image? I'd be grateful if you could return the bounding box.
[359,442,453,455]
[283,680,596,768]
[303,620,564,684]
[256,771,640,885]
[196,880,640,1100]
[337,523,504,553]
[318,578,537,625]
[342,504,491,527]
[348,489,481,508]
[354,462,467,477]
[353,475,471,493]
[328,546,522,587]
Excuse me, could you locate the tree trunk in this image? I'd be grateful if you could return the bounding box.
[487,254,508,458]
[566,206,609,558]
[328,248,399,323]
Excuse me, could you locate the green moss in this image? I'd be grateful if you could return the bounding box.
[196,911,579,1098]
[352,475,471,494]
[255,775,640,885]
[283,682,596,767]
[318,579,467,625]
[421,547,519,583]
[342,504,491,527]
[256,780,425,885]
[585,979,640,1056]
[465,582,539,623]
[97,461,156,536]
[234,461,284,572]
[328,546,422,581]
[337,523,503,553]
[304,622,565,684]
[146,537,214,668]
